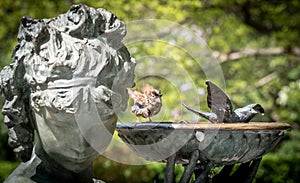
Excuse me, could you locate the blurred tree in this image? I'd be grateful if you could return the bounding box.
[0,0,299,182]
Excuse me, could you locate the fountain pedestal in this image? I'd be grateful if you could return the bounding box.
[117,122,291,183]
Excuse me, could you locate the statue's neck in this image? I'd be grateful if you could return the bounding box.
[31,140,94,183]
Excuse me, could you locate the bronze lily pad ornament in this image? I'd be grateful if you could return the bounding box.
[0,4,135,183]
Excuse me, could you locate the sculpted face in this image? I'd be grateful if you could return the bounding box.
[1,4,135,173]
[34,108,100,172]
[31,77,122,172]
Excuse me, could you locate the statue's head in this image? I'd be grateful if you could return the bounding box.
[0,4,135,172]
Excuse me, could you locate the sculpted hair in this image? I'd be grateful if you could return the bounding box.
[0,50,35,162]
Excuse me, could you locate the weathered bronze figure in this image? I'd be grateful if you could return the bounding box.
[0,4,135,182]
[182,80,264,123]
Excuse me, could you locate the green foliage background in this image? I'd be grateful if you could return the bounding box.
[0,0,299,182]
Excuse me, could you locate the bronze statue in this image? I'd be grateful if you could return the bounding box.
[0,4,135,182]
[182,80,264,123]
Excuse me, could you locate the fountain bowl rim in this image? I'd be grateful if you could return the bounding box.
[116,122,292,131]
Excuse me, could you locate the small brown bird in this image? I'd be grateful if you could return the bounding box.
[128,84,162,122]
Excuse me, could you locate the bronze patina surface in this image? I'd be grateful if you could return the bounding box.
[117,122,291,183]
[0,4,135,183]
[117,122,290,164]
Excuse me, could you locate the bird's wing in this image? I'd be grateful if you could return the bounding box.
[128,89,148,107]
[206,80,233,121]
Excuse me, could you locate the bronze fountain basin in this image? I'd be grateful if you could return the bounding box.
[116,122,291,165]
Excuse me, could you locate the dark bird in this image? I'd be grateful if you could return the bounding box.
[182,80,264,123]
[128,84,162,122]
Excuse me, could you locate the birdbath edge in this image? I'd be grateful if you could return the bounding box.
[116,122,291,183]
